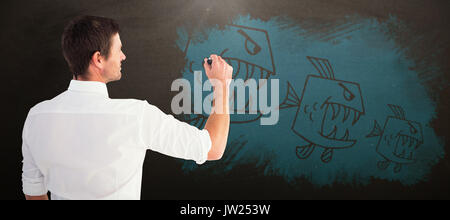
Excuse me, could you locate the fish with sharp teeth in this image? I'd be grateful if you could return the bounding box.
[366,104,424,173]
[280,56,365,163]
[182,24,277,124]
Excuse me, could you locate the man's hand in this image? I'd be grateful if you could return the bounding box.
[203,54,233,88]
[203,54,232,160]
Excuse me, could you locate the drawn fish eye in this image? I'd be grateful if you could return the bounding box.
[237,29,261,56]
[338,83,355,101]
[408,121,417,134]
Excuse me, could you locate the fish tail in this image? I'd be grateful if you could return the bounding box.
[366,120,382,138]
[279,81,301,109]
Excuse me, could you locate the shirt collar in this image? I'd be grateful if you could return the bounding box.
[68,80,109,98]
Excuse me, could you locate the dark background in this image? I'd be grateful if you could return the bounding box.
[1,0,449,200]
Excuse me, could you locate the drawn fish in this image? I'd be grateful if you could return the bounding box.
[183,24,276,126]
[366,104,423,173]
[280,56,365,163]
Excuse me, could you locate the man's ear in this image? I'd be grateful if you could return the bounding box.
[90,51,104,69]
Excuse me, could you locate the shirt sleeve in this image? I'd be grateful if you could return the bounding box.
[21,115,48,196]
[139,101,212,165]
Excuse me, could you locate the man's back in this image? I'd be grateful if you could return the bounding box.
[21,15,231,200]
[22,80,211,200]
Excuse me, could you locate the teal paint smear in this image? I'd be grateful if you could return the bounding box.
[175,15,444,186]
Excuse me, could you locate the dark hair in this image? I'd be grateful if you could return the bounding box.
[61,15,119,77]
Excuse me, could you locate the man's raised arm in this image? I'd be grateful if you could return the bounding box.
[203,55,233,161]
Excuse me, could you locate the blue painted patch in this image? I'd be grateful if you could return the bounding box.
[175,15,444,186]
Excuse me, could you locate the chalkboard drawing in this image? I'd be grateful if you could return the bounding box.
[366,104,423,173]
[280,56,365,163]
[184,24,276,124]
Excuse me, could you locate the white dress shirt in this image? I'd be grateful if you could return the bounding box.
[21,80,211,200]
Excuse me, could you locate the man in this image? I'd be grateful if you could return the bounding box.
[21,15,232,200]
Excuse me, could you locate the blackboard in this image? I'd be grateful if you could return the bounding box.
[2,0,449,199]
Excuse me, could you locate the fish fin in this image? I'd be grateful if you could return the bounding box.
[366,120,382,138]
[321,148,333,163]
[388,104,406,120]
[306,56,335,79]
[280,81,301,109]
[295,144,315,159]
